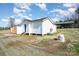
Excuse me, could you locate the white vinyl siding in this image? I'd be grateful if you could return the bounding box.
[16,18,56,35]
[16,25,24,34]
[32,21,42,34]
[42,19,57,34]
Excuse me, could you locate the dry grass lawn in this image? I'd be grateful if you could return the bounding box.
[0,28,79,56]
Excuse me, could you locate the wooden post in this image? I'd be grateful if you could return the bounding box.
[42,33,44,36]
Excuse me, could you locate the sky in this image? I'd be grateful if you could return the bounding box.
[0,3,79,27]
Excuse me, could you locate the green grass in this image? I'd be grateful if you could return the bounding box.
[0,28,79,56]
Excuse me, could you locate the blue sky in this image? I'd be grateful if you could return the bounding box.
[0,3,78,27]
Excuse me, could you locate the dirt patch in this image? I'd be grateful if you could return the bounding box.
[5,41,26,48]
[3,33,16,37]
[0,47,6,56]
[19,39,41,44]
[34,38,76,55]
[16,36,42,45]
[5,38,41,48]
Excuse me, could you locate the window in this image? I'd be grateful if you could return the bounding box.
[34,25,39,29]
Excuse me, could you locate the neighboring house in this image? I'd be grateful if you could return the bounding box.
[74,20,79,28]
[14,17,57,35]
[55,21,74,28]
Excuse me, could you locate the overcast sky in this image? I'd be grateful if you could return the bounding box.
[0,3,79,27]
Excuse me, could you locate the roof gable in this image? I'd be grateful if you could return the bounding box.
[24,17,54,23]
[17,17,55,26]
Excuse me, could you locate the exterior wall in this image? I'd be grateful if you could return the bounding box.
[32,21,42,34]
[16,25,24,34]
[21,21,32,34]
[16,19,56,35]
[24,22,29,33]
[10,27,17,34]
[26,22,32,35]
[23,22,33,34]
[42,19,57,34]
[16,21,42,34]
[29,22,32,34]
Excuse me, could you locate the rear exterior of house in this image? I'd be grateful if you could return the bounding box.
[16,17,57,35]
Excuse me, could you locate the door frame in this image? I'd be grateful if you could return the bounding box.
[24,24,26,32]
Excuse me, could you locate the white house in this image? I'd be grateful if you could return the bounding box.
[16,17,57,35]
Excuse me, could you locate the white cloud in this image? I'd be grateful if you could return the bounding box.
[14,3,31,11]
[10,16,15,18]
[28,14,32,17]
[49,4,78,18]
[68,8,76,13]
[49,3,78,18]
[50,9,61,13]
[0,18,10,27]
[13,7,28,17]
[14,15,32,25]
[63,3,76,8]
[13,3,48,19]
[59,10,70,16]
[52,18,59,22]
[1,18,9,22]
[23,16,32,20]
[15,19,22,25]
[13,3,33,18]
[13,7,22,16]
[49,9,70,17]
[63,3,78,13]
[35,3,47,11]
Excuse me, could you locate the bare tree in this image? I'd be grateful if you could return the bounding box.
[74,8,79,28]
[9,17,15,28]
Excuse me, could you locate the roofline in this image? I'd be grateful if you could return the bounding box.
[55,21,74,25]
[17,17,55,26]
[24,17,54,23]
[24,17,48,22]
[46,17,55,24]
